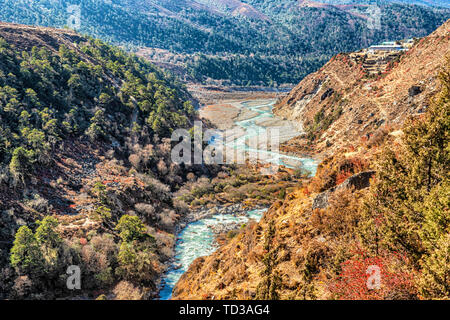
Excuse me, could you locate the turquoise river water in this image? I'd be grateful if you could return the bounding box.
[158,99,318,299]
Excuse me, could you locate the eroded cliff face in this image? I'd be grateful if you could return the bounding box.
[274,19,449,157]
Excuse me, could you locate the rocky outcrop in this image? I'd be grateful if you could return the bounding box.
[339,170,375,190]
[312,171,375,210]
[321,88,335,101]
[408,85,422,97]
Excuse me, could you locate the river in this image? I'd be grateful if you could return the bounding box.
[226,99,317,173]
[158,99,318,300]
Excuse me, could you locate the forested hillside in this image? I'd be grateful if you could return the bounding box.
[0,23,195,180]
[0,0,449,85]
[0,23,203,300]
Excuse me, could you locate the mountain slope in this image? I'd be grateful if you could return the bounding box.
[172,20,450,301]
[0,22,199,299]
[297,0,450,9]
[274,19,450,157]
[0,1,449,85]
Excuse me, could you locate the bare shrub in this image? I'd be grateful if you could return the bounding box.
[217,171,229,179]
[26,194,51,214]
[135,203,156,219]
[154,232,175,260]
[167,173,183,186]
[197,177,210,185]
[113,281,148,300]
[158,209,178,230]
[140,175,170,200]
[156,138,171,157]
[12,276,33,299]
[79,235,118,288]
[129,154,142,170]
[90,234,118,262]
[81,245,104,274]
[367,127,390,148]
[129,144,155,171]
[187,172,196,182]
[157,159,168,175]
[173,199,189,214]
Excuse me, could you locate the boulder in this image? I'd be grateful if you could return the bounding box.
[339,171,375,190]
[320,88,334,101]
[408,85,422,97]
[312,190,332,210]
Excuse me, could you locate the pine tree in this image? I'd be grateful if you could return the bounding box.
[417,233,450,299]
[35,217,63,274]
[9,147,33,183]
[10,226,43,276]
[35,216,62,248]
[115,215,147,243]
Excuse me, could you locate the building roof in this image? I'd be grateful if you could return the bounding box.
[369,45,403,51]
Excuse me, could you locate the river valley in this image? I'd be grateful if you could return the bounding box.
[159,99,318,300]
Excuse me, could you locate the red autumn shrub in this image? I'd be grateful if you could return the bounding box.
[302,187,311,196]
[335,157,369,185]
[329,250,416,300]
[336,170,353,185]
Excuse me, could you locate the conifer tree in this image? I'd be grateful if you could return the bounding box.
[10,226,43,276]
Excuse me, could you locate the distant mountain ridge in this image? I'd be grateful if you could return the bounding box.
[0,0,449,85]
[192,0,270,19]
[297,0,450,8]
